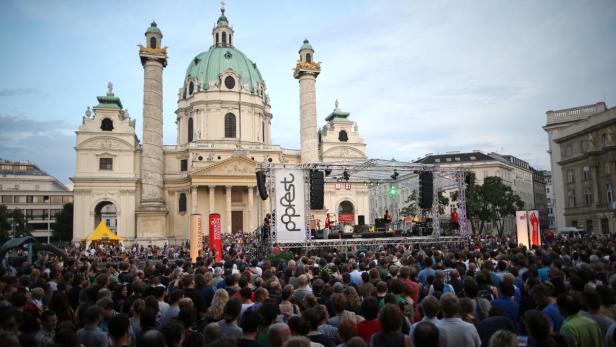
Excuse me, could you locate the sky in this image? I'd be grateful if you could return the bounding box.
[0,0,615,185]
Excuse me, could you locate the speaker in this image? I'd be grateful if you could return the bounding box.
[419,171,433,209]
[256,171,268,200]
[358,215,365,225]
[310,170,324,210]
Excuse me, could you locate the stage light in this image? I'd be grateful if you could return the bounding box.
[389,184,397,196]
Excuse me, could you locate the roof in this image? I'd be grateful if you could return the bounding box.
[94,93,123,110]
[0,160,47,176]
[299,39,314,52]
[145,21,161,35]
[184,47,264,94]
[416,152,495,164]
[325,100,352,122]
[84,220,124,241]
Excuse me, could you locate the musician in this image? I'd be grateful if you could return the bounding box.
[384,210,392,224]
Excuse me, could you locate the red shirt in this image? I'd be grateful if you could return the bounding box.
[357,319,381,345]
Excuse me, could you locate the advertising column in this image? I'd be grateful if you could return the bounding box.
[209,213,223,262]
[189,214,202,263]
[275,168,308,243]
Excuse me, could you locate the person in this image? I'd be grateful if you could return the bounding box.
[384,210,392,224]
[303,307,335,347]
[476,307,515,347]
[409,296,440,338]
[206,289,230,323]
[356,297,381,344]
[489,282,518,329]
[434,293,481,347]
[269,322,292,347]
[581,288,615,337]
[217,297,243,339]
[337,319,359,347]
[77,305,109,347]
[530,283,564,332]
[557,292,604,347]
[203,322,224,346]
[522,310,574,347]
[159,318,185,347]
[413,321,439,347]
[139,330,168,347]
[488,329,517,347]
[370,304,412,347]
[237,310,263,347]
[36,310,58,347]
[418,258,436,286]
[108,314,131,347]
[161,289,184,324]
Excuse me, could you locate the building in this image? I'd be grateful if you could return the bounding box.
[543,101,608,231]
[0,160,73,242]
[552,105,616,234]
[489,153,535,210]
[72,5,368,244]
[531,168,549,230]
[542,170,556,230]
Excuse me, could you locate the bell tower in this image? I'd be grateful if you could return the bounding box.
[294,39,321,163]
[136,21,169,240]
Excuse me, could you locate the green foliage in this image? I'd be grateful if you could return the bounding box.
[0,206,32,243]
[467,176,524,236]
[400,190,418,217]
[266,250,294,267]
[53,203,74,242]
[0,205,11,242]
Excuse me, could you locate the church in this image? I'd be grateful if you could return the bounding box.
[71,4,369,244]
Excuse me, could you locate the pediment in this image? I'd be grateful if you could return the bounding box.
[322,145,366,159]
[77,136,134,150]
[191,155,256,177]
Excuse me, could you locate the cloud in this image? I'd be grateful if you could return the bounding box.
[0,88,41,97]
[0,114,74,184]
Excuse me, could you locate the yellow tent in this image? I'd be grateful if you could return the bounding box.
[84,220,124,242]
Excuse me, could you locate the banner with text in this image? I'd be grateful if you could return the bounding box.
[516,211,530,248]
[275,168,307,242]
[209,213,223,262]
[189,213,203,263]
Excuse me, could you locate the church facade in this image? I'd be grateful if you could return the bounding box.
[72,6,368,244]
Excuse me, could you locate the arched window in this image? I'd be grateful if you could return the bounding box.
[101,118,114,131]
[188,117,194,142]
[178,193,187,212]
[188,81,194,95]
[306,53,312,63]
[222,32,227,46]
[225,113,236,138]
[216,33,219,45]
[338,200,355,214]
[338,130,348,142]
[150,37,157,48]
[229,34,232,46]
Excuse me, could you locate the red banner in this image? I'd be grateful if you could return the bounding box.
[338,213,355,223]
[209,213,223,262]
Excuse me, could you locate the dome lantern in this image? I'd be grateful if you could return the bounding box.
[145,20,163,49]
[212,0,234,48]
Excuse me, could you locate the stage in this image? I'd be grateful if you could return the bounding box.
[274,235,470,251]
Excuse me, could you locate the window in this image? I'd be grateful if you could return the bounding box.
[1,195,12,204]
[216,32,219,45]
[565,144,572,157]
[608,183,613,204]
[26,195,33,203]
[580,140,588,153]
[63,196,73,203]
[231,188,243,203]
[188,81,194,95]
[178,193,187,212]
[601,218,609,234]
[262,121,265,142]
[586,220,593,233]
[229,34,232,45]
[101,118,114,131]
[584,188,592,206]
[180,159,188,172]
[306,53,312,63]
[188,117,194,142]
[50,196,62,204]
[567,169,575,183]
[222,32,227,45]
[150,37,157,48]
[568,190,576,207]
[602,133,608,147]
[224,76,235,89]
[99,158,113,170]
[338,130,348,142]
[582,166,590,181]
[224,113,236,138]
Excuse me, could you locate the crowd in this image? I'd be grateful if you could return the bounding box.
[0,232,615,347]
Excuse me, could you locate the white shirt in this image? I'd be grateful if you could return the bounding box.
[435,317,481,347]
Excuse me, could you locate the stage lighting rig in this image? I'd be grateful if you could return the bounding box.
[342,169,350,181]
[391,169,399,180]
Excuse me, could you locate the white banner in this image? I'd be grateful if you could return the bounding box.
[516,211,530,248]
[528,210,541,247]
[275,168,307,242]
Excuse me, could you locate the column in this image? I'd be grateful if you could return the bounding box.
[226,185,232,234]
[591,163,600,206]
[209,185,215,215]
[248,186,254,232]
[191,186,198,213]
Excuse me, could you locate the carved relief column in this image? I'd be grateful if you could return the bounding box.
[248,186,254,232]
[225,185,232,234]
[191,186,198,213]
[209,186,215,215]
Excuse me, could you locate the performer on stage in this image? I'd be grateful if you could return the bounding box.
[451,208,459,230]
[384,210,392,224]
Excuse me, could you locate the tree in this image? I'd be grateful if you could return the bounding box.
[0,205,11,242]
[467,176,524,236]
[53,203,73,242]
[0,207,33,243]
[400,190,419,217]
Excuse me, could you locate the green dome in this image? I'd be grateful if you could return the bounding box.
[184,47,264,94]
[300,39,313,52]
[146,21,161,35]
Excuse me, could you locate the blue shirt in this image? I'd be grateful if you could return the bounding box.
[418,268,435,285]
[538,266,550,282]
[491,297,519,328]
[543,302,565,332]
